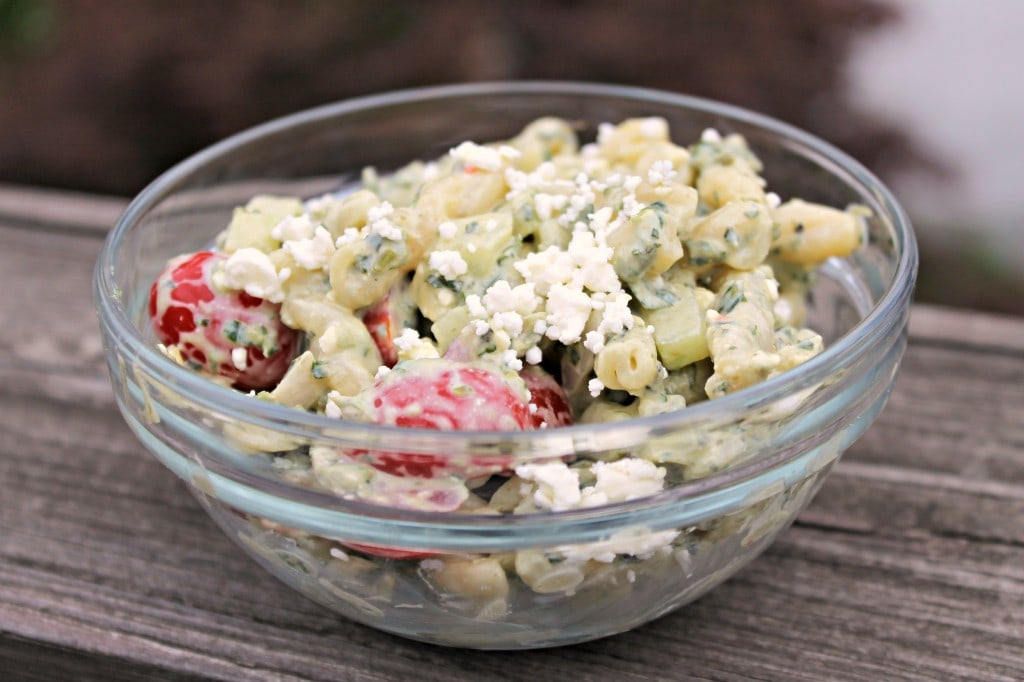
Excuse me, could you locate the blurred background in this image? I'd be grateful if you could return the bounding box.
[1,0,1020,314]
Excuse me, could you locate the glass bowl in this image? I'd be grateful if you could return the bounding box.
[94,82,917,649]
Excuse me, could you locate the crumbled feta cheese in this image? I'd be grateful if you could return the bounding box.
[465,294,486,318]
[367,201,402,241]
[766,191,781,208]
[216,248,284,303]
[588,378,604,397]
[647,159,677,186]
[393,327,440,361]
[544,284,593,344]
[438,220,457,239]
[501,349,523,371]
[464,281,542,356]
[231,347,248,371]
[600,292,634,334]
[525,346,543,365]
[335,227,361,247]
[367,201,393,223]
[700,127,722,143]
[304,193,336,216]
[515,462,581,512]
[283,225,336,270]
[374,365,392,380]
[271,214,317,242]
[583,330,606,354]
[450,141,505,172]
[428,250,468,279]
[534,193,555,220]
[587,459,666,503]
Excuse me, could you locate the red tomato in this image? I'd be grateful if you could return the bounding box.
[347,359,533,479]
[361,281,418,368]
[519,366,574,429]
[361,297,401,368]
[341,542,436,560]
[149,251,299,390]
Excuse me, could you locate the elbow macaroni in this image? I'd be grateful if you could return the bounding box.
[199,115,863,426]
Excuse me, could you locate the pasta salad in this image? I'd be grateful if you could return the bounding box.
[149,116,866,517]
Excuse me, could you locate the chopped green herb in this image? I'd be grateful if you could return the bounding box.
[718,282,746,314]
[224,319,241,343]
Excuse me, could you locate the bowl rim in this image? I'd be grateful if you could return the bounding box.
[95,80,917,520]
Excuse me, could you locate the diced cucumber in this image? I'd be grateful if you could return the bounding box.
[222,195,303,253]
[642,288,708,369]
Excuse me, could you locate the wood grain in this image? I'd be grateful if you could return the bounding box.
[1,186,1022,681]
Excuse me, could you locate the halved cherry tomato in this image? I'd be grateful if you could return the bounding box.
[149,251,299,390]
[519,366,574,429]
[346,359,532,479]
[341,542,437,560]
[361,280,418,368]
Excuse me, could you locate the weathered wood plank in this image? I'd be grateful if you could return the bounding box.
[1,187,1023,680]
[0,183,126,235]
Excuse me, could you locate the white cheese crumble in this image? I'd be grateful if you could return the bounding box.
[438,220,457,239]
[428,250,468,280]
[215,247,285,303]
[525,346,543,365]
[766,191,781,208]
[464,281,542,358]
[515,462,582,512]
[516,458,668,514]
[335,227,361,247]
[230,347,248,371]
[271,214,317,242]
[647,159,677,186]
[450,141,509,172]
[393,327,440,361]
[586,459,666,504]
[583,330,606,354]
[367,201,402,241]
[700,127,722,143]
[501,349,523,371]
[588,377,604,397]
[282,224,336,270]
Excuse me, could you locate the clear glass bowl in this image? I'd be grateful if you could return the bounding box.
[94,82,917,649]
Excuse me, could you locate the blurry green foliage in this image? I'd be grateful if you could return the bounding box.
[0,0,56,58]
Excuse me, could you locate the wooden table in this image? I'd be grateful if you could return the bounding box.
[1,183,1021,681]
